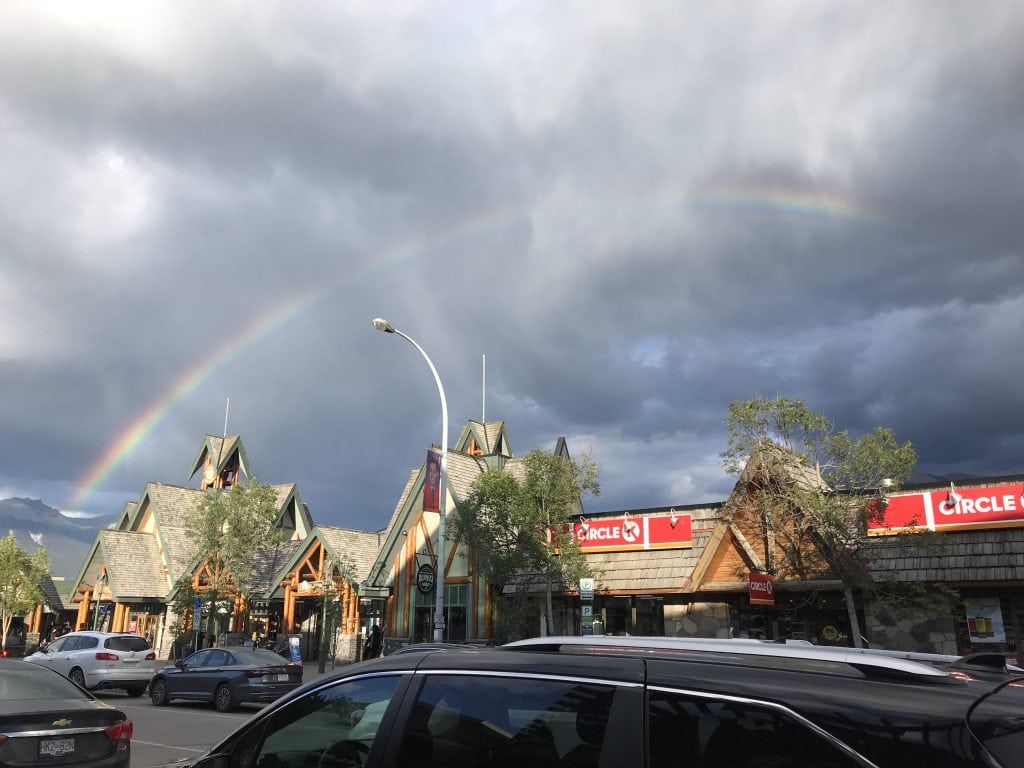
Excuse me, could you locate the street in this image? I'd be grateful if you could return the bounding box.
[94,691,258,767]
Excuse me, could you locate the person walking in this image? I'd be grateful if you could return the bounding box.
[364,624,383,659]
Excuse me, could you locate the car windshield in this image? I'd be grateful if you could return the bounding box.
[233,648,295,666]
[1,664,91,700]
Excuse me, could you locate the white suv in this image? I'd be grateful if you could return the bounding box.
[24,630,157,696]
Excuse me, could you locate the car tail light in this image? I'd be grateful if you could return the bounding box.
[0,735,7,746]
[244,669,266,679]
[145,651,156,660]
[104,720,133,749]
[95,652,119,661]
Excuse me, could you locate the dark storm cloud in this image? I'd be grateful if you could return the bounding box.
[1,3,1022,526]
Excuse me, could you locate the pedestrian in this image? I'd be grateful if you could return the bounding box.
[364,624,382,659]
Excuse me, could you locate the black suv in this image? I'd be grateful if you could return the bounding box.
[156,636,1024,768]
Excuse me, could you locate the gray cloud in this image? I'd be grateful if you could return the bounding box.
[1,3,1022,528]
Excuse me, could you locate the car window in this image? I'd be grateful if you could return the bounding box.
[394,674,617,768]
[46,637,68,652]
[221,674,402,768]
[648,690,868,768]
[61,636,82,651]
[1,664,91,700]
[106,635,151,652]
[77,636,99,650]
[207,650,231,666]
[186,650,212,667]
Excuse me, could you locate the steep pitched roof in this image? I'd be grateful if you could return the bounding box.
[247,539,304,596]
[140,483,206,583]
[100,529,167,599]
[188,434,251,483]
[317,525,384,583]
[456,420,511,457]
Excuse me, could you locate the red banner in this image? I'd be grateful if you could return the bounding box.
[867,483,1024,535]
[748,573,774,606]
[571,514,693,552]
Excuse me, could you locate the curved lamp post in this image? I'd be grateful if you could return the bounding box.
[92,568,108,631]
[372,318,448,643]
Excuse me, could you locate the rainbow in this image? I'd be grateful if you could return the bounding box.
[690,184,879,224]
[65,184,877,512]
[65,285,326,512]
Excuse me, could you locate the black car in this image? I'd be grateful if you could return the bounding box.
[150,647,303,712]
[0,658,133,767]
[153,635,1024,767]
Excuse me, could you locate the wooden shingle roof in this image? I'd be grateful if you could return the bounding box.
[100,529,167,600]
[143,483,206,582]
[318,526,385,583]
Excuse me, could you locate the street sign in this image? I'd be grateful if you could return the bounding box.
[434,615,446,629]
[192,597,202,631]
[194,597,203,609]
[579,577,594,601]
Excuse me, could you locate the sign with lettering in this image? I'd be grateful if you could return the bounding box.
[748,573,775,606]
[571,514,693,553]
[867,483,1024,535]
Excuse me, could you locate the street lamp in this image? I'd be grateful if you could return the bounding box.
[372,317,448,643]
[318,559,334,674]
[92,568,108,631]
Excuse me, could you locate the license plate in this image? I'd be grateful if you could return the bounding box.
[39,737,75,757]
[277,673,290,681]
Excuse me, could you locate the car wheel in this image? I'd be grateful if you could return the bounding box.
[150,678,169,706]
[214,683,235,713]
[69,668,87,689]
[125,685,147,697]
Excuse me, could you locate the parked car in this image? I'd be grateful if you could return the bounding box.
[0,658,133,767]
[152,635,1024,768]
[149,647,304,712]
[22,630,157,696]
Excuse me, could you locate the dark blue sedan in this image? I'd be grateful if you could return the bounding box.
[149,647,302,712]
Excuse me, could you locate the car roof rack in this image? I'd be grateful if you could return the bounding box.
[502,636,956,681]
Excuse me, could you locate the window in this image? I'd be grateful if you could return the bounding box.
[106,635,151,652]
[395,674,616,768]
[648,690,867,768]
[221,674,401,768]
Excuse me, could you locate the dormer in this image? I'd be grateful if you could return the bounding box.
[455,420,512,458]
[189,435,252,491]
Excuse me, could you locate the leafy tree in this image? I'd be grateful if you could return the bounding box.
[185,479,282,639]
[0,532,50,653]
[454,447,599,641]
[721,395,917,648]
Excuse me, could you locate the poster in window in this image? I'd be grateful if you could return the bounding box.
[964,597,1006,644]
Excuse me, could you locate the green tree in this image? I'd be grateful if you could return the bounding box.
[185,479,282,639]
[0,532,51,653]
[454,447,599,641]
[722,395,917,648]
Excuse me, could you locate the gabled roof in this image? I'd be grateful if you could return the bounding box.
[40,575,68,612]
[247,539,304,597]
[316,525,384,583]
[99,529,167,600]
[188,435,251,483]
[115,501,137,530]
[455,420,511,457]
[136,482,207,583]
[269,483,315,535]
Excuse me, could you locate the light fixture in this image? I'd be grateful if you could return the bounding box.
[372,317,449,643]
[946,482,962,508]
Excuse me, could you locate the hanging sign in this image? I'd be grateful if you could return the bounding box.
[748,573,775,607]
[416,564,436,595]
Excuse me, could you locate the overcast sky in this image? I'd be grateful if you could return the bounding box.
[2,2,1022,532]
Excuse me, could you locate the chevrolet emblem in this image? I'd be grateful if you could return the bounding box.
[52,718,72,728]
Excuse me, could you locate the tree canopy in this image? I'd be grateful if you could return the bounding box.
[0,532,50,652]
[721,395,918,647]
[185,479,282,600]
[453,447,599,640]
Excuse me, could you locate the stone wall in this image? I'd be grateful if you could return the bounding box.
[664,602,731,638]
[864,600,958,654]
